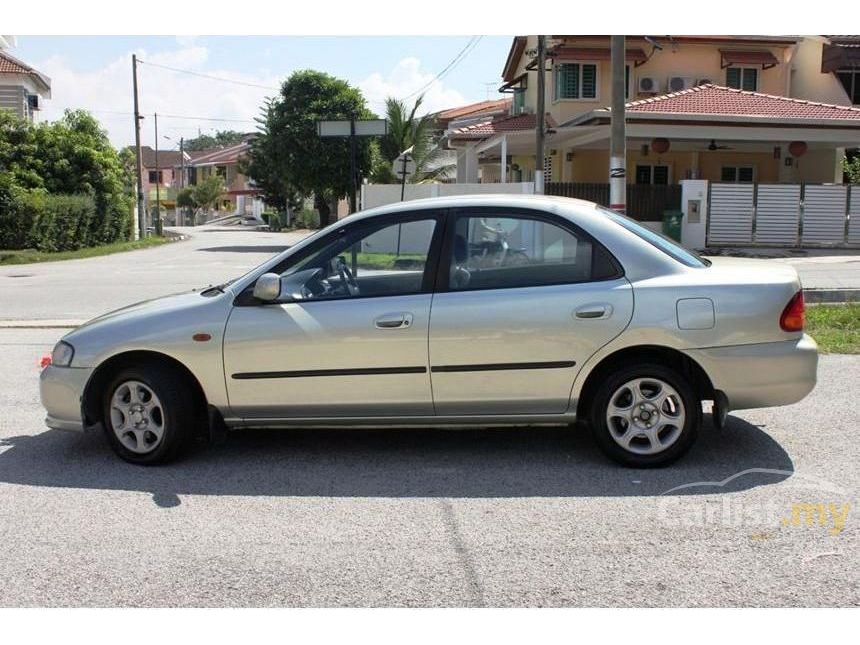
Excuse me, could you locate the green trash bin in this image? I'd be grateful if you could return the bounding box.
[662,209,683,242]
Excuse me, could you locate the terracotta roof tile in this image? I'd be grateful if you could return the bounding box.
[0,50,51,92]
[448,113,535,140]
[436,98,511,121]
[623,84,860,120]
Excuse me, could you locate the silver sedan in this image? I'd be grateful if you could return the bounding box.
[40,195,818,467]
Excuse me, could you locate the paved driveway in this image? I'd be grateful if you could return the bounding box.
[0,327,856,607]
[0,227,310,322]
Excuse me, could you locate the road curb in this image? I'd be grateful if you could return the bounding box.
[0,320,85,329]
[804,289,860,304]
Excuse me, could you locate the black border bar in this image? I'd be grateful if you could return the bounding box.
[232,366,427,380]
[233,360,576,380]
[431,361,576,373]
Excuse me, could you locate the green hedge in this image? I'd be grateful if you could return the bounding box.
[0,183,132,252]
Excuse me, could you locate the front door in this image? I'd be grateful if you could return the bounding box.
[224,213,443,419]
[428,208,633,415]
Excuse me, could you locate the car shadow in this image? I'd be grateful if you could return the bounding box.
[0,415,793,507]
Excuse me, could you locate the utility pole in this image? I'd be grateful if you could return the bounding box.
[179,137,185,188]
[349,115,358,214]
[154,112,162,235]
[132,54,146,239]
[534,35,547,194]
[609,35,627,213]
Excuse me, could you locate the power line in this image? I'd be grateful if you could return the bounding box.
[137,59,280,91]
[400,35,483,101]
[84,108,257,125]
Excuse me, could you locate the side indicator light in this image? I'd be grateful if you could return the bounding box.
[192,333,212,342]
[40,354,52,369]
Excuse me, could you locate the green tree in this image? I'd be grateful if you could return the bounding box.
[371,95,450,184]
[176,187,197,225]
[844,152,860,184]
[247,70,374,228]
[191,174,225,220]
[183,130,246,151]
[0,109,133,245]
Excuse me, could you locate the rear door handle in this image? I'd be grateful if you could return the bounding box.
[575,305,612,320]
[375,313,413,329]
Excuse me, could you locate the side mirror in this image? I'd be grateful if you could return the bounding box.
[252,272,281,302]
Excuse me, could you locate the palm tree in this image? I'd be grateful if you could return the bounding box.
[373,95,453,183]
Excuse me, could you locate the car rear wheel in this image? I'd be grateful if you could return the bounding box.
[589,363,700,467]
[102,363,198,465]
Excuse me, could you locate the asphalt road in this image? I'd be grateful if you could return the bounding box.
[0,327,856,607]
[0,226,310,322]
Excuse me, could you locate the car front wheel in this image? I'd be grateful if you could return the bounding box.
[589,364,701,467]
[102,363,198,465]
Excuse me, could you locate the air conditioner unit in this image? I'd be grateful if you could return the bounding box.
[638,76,660,94]
[667,76,696,92]
[696,78,715,86]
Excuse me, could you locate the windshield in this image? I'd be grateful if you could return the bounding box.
[598,207,710,268]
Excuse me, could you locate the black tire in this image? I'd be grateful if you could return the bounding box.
[588,363,701,468]
[101,362,200,465]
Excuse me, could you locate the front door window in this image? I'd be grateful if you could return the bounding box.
[278,218,437,301]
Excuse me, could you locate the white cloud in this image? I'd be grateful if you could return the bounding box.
[359,57,471,116]
[33,44,279,148]
[30,48,478,150]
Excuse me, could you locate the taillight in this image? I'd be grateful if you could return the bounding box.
[780,290,805,332]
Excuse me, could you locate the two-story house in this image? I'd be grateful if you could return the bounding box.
[179,135,265,221]
[448,36,860,188]
[0,48,51,122]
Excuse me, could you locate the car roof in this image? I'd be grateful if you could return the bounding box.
[349,194,600,223]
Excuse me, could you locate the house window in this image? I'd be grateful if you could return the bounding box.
[148,170,163,183]
[635,165,670,185]
[726,67,758,91]
[216,165,228,179]
[512,77,527,114]
[836,69,860,104]
[555,63,598,100]
[721,166,755,183]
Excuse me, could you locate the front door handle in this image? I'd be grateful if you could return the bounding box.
[575,304,612,320]
[375,313,414,329]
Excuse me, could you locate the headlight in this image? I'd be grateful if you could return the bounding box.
[51,341,75,367]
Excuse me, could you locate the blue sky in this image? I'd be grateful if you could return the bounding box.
[11,35,513,147]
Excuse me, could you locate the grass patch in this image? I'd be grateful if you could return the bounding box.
[806,303,860,354]
[0,236,171,265]
[352,252,425,270]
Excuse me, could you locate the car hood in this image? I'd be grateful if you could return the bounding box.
[73,290,210,332]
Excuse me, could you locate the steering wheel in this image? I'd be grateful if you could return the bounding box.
[336,256,360,296]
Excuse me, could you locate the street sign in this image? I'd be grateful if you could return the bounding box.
[393,157,416,179]
[315,118,390,215]
[317,119,388,137]
[394,146,416,179]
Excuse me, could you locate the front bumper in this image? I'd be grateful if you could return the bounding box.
[39,364,93,432]
[685,334,818,411]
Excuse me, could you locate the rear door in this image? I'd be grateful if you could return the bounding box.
[428,207,633,415]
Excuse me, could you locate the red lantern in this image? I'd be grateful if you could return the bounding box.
[788,141,808,157]
[651,137,670,154]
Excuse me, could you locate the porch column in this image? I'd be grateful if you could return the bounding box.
[457,144,480,184]
[500,135,508,183]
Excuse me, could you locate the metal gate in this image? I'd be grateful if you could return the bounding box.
[707,183,859,247]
